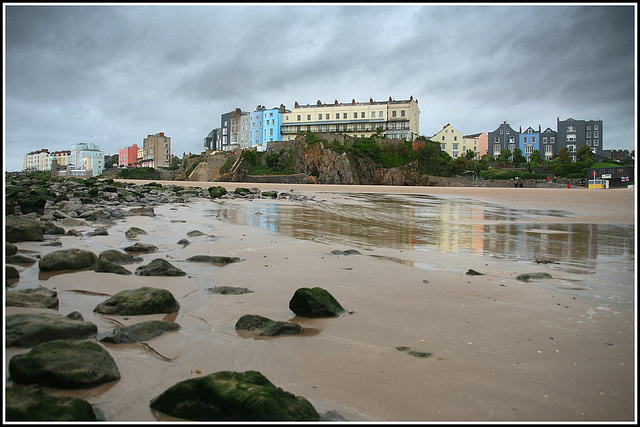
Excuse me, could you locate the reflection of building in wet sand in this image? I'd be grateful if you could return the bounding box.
[211,196,633,267]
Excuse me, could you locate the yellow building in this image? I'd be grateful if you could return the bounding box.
[281,97,420,141]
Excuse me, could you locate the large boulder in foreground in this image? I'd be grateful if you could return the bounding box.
[135,258,186,277]
[289,287,346,318]
[93,286,180,315]
[6,313,98,348]
[38,249,98,272]
[149,370,320,421]
[5,385,97,421]
[5,287,59,309]
[235,314,303,337]
[5,216,44,243]
[9,339,120,388]
[99,320,181,344]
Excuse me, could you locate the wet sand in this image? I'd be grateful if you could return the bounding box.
[4,183,636,422]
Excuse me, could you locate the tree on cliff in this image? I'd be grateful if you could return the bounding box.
[415,139,450,176]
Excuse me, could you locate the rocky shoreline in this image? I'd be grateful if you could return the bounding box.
[4,175,635,422]
[5,175,346,421]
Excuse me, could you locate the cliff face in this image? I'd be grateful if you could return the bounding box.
[292,135,423,186]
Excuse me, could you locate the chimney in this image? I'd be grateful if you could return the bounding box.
[539,124,541,132]
[519,126,521,132]
[235,108,241,113]
[389,96,392,102]
[370,97,373,103]
[334,100,338,105]
[410,95,413,101]
[317,100,322,106]
[352,99,355,104]
[295,101,299,108]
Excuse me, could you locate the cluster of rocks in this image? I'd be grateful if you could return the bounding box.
[4,175,340,421]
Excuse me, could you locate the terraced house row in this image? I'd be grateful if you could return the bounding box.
[205,96,420,152]
[204,97,602,163]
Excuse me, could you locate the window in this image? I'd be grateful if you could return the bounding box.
[550,137,555,143]
[567,144,576,152]
[587,139,591,146]
[224,120,228,126]
[336,113,340,119]
[532,137,536,143]
[500,129,503,134]
[509,137,514,143]
[442,136,445,141]
[525,145,533,154]
[326,114,329,119]
[307,114,311,121]
[506,128,509,134]
[494,137,500,143]
[392,111,397,117]
[353,112,358,119]
[594,131,599,138]
[567,125,576,132]
[440,143,446,150]
[454,136,457,141]
[318,125,323,132]
[452,143,458,150]
[343,113,347,119]
[593,139,599,146]
[545,145,553,154]
[401,110,405,117]
[270,113,273,117]
[587,125,591,130]
[524,137,528,143]
[318,114,322,120]
[566,135,577,142]
[379,111,383,117]
[297,115,301,121]
[269,129,273,136]
[371,111,376,118]
[587,131,591,138]
[361,112,365,118]
[494,144,501,153]
[594,125,599,130]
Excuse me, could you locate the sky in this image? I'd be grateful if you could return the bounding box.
[3,3,637,172]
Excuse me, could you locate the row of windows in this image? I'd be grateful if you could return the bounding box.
[288,109,406,122]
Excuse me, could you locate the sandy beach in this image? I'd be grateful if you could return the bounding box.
[5,183,636,422]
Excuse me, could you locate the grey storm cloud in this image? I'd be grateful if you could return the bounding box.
[3,3,636,172]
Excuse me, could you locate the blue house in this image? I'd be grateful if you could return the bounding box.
[250,104,289,152]
[519,126,540,163]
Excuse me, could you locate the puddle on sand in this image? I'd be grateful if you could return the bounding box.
[208,192,635,308]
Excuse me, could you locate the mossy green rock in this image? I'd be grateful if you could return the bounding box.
[135,258,186,276]
[186,255,242,265]
[234,187,251,195]
[6,265,20,280]
[99,320,181,344]
[5,216,44,243]
[6,312,97,347]
[98,249,137,264]
[90,258,132,275]
[125,226,148,239]
[516,272,553,281]
[261,191,278,198]
[208,186,227,199]
[149,370,320,421]
[6,287,59,309]
[6,254,38,265]
[38,249,98,272]
[5,385,97,421]
[6,241,18,256]
[235,314,303,336]
[289,287,346,318]
[19,196,47,215]
[93,286,180,315]
[9,339,120,388]
[122,242,158,253]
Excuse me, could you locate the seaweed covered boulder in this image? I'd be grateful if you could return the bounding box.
[6,385,98,421]
[9,339,120,388]
[98,249,139,264]
[99,320,181,344]
[6,312,97,347]
[6,241,18,256]
[38,249,98,272]
[208,186,227,199]
[288,287,346,318]
[235,314,303,337]
[6,216,44,243]
[135,258,186,277]
[125,226,148,239]
[93,286,180,315]
[122,242,158,253]
[19,196,47,215]
[90,258,132,275]
[5,287,59,309]
[149,370,320,421]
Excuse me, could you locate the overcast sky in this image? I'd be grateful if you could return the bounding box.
[3,3,637,172]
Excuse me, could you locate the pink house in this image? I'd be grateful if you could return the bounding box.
[118,144,140,168]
